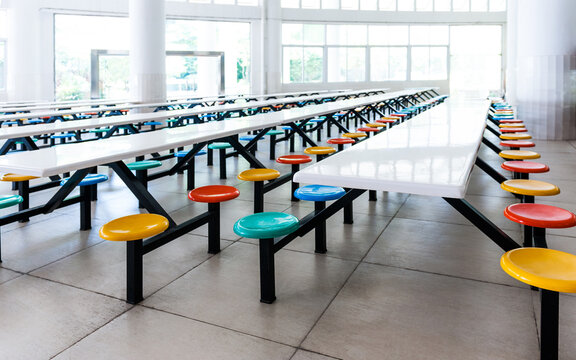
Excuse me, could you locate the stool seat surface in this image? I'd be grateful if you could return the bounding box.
[144,121,162,126]
[266,130,284,136]
[61,173,109,187]
[390,113,407,117]
[499,140,535,148]
[504,203,576,228]
[376,119,397,124]
[188,185,240,203]
[342,132,367,139]
[365,123,387,128]
[327,138,355,145]
[208,142,233,150]
[294,184,346,201]
[239,135,264,141]
[499,150,540,160]
[174,150,207,158]
[100,214,169,242]
[501,161,549,173]
[500,133,532,140]
[276,154,312,164]
[233,212,299,239]
[500,128,528,133]
[0,194,23,209]
[50,133,76,138]
[499,123,525,128]
[501,179,560,196]
[501,248,576,293]
[356,127,379,132]
[127,160,163,171]
[499,119,523,123]
[238,168,281,181]
[1,173,39,182]
[304,146,336,155]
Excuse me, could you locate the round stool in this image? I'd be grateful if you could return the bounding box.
[0,173,40,222]
[342,132,367,142]
[266,129,285,160]
[327,138,355,151]
[356,127,379,137]
[500,127,528,133]
[501,179,560,203]
[127,160,162,208]
[0,195,24,262]
[499,150,540,160]
[498,119,523,124]
[499,123,525,128]
[294,185,347,254]
[501,161,549,180]
[174,150,207,190]
[207,142,233,179]
[188,185,240,254]
[499,140,535,149]
[504,203,576,247]
[276,155,312,202]
[61,173,109,230]
[100,213,169,304]
[365,122,387,128]
[501,248,576,360]
[500,133,532,141]
[143,121,162,130]
[239,135,264,154]
[238,168,281,213]
[304,146,336,161]
[50,132,78,145]
[233,211,300,303]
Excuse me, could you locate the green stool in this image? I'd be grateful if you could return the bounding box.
[0,195,24,262]
[233,212,300,303]
[266,129,285,160]
[127,160,162,208]
[207,142,233,179]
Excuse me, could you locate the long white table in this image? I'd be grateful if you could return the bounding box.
[294,99,520,252]
[0,88,433,154]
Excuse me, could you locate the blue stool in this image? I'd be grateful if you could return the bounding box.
[207,142,233,179]
[3,120,21,127]
[266,129,285,160]
[309,117,325,141]
[174,150,207,190]
[294,185,346,254]
[127,160,162,208]
[239,135,264,154]
[200,114,218,122]
[50,132,78,145]
[233,212,300,303]
[143,121,162,131]
[26,119,45,125]
[0,195,24,262]
[61,173,109,230]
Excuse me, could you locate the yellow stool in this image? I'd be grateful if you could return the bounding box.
[0,173,40,223]
[100,214,169,304]
[500,133,532,140]
[499,123,525,128]
[304,146,336,161]
[238,169,281,213]
[501,248,576,359]
[365,123,387,128]
[501,179,560,203]
[342,132,367,140]
[499,150,540,160]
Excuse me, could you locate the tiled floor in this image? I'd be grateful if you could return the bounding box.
[1,133,576,359]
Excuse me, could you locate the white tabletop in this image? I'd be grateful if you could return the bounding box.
[0,89,433,177]
[293,99,488,199]
[0,88,420,140]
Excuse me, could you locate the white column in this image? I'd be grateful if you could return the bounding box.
[508,0,576,140]
[262,0,282,94]
[6,0,41,101]
[129,0,166,103]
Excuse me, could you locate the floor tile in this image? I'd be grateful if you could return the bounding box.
[0,267,21,284]
[302,264,539,360]
[0,275,129,360]
[143,242,358,346]
[54,306,296,360]
[291,350,340,360]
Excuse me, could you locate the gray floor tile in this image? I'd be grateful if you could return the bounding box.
[291,350,340,360]
[302,264,539,360]
[0,267,21,284]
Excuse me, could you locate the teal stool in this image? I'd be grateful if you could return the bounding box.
[294,185,346,254]
[174,150,207,190]
[127,160,162,208]
[266,129,285,160]
[207,142,233,179]
[61,173,109,230]
[89,127,111,138]
[234,212,300,303]
[0,195,24,262]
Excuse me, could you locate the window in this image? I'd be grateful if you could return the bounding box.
[281,0,505,10]
[0,9,6,90]
[170,0,258,4]
[397,0,415,11]
[282,24,325,83]
[370,47,407,81]
[416,0,433,11]
[411,47,448,80]
[327,47,365,82]
[379,0,396,10]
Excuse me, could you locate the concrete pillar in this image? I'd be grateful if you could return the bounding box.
[129,0,166,103]
[6,0,41,101]
[508,0,576,140]
[262,0,282,94]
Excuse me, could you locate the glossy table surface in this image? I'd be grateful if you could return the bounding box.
[0,88,424,140]
[293,99,489,199]
[0,89,429,177]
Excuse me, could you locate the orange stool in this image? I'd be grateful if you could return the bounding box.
[499,140,535,149]
[501,161,549,180]
[327,138,355,151]
[276,155,312,202]
[356,127,379,137]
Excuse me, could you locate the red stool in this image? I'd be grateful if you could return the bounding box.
[188,185,240,253]
[500,127,528,133]
[276,154,312,202]
[498,119,523,124]
[356,127,379,137]
[327,138,355,151]
[500,140,535,149]
[502,161,549,180]
[375,118,397,129]
[504,203,576,248]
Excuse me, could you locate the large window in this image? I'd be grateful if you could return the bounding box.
[0,9,7,91]
[168,0,259,5]
[281,0,506,11]
[282,23,449,84]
